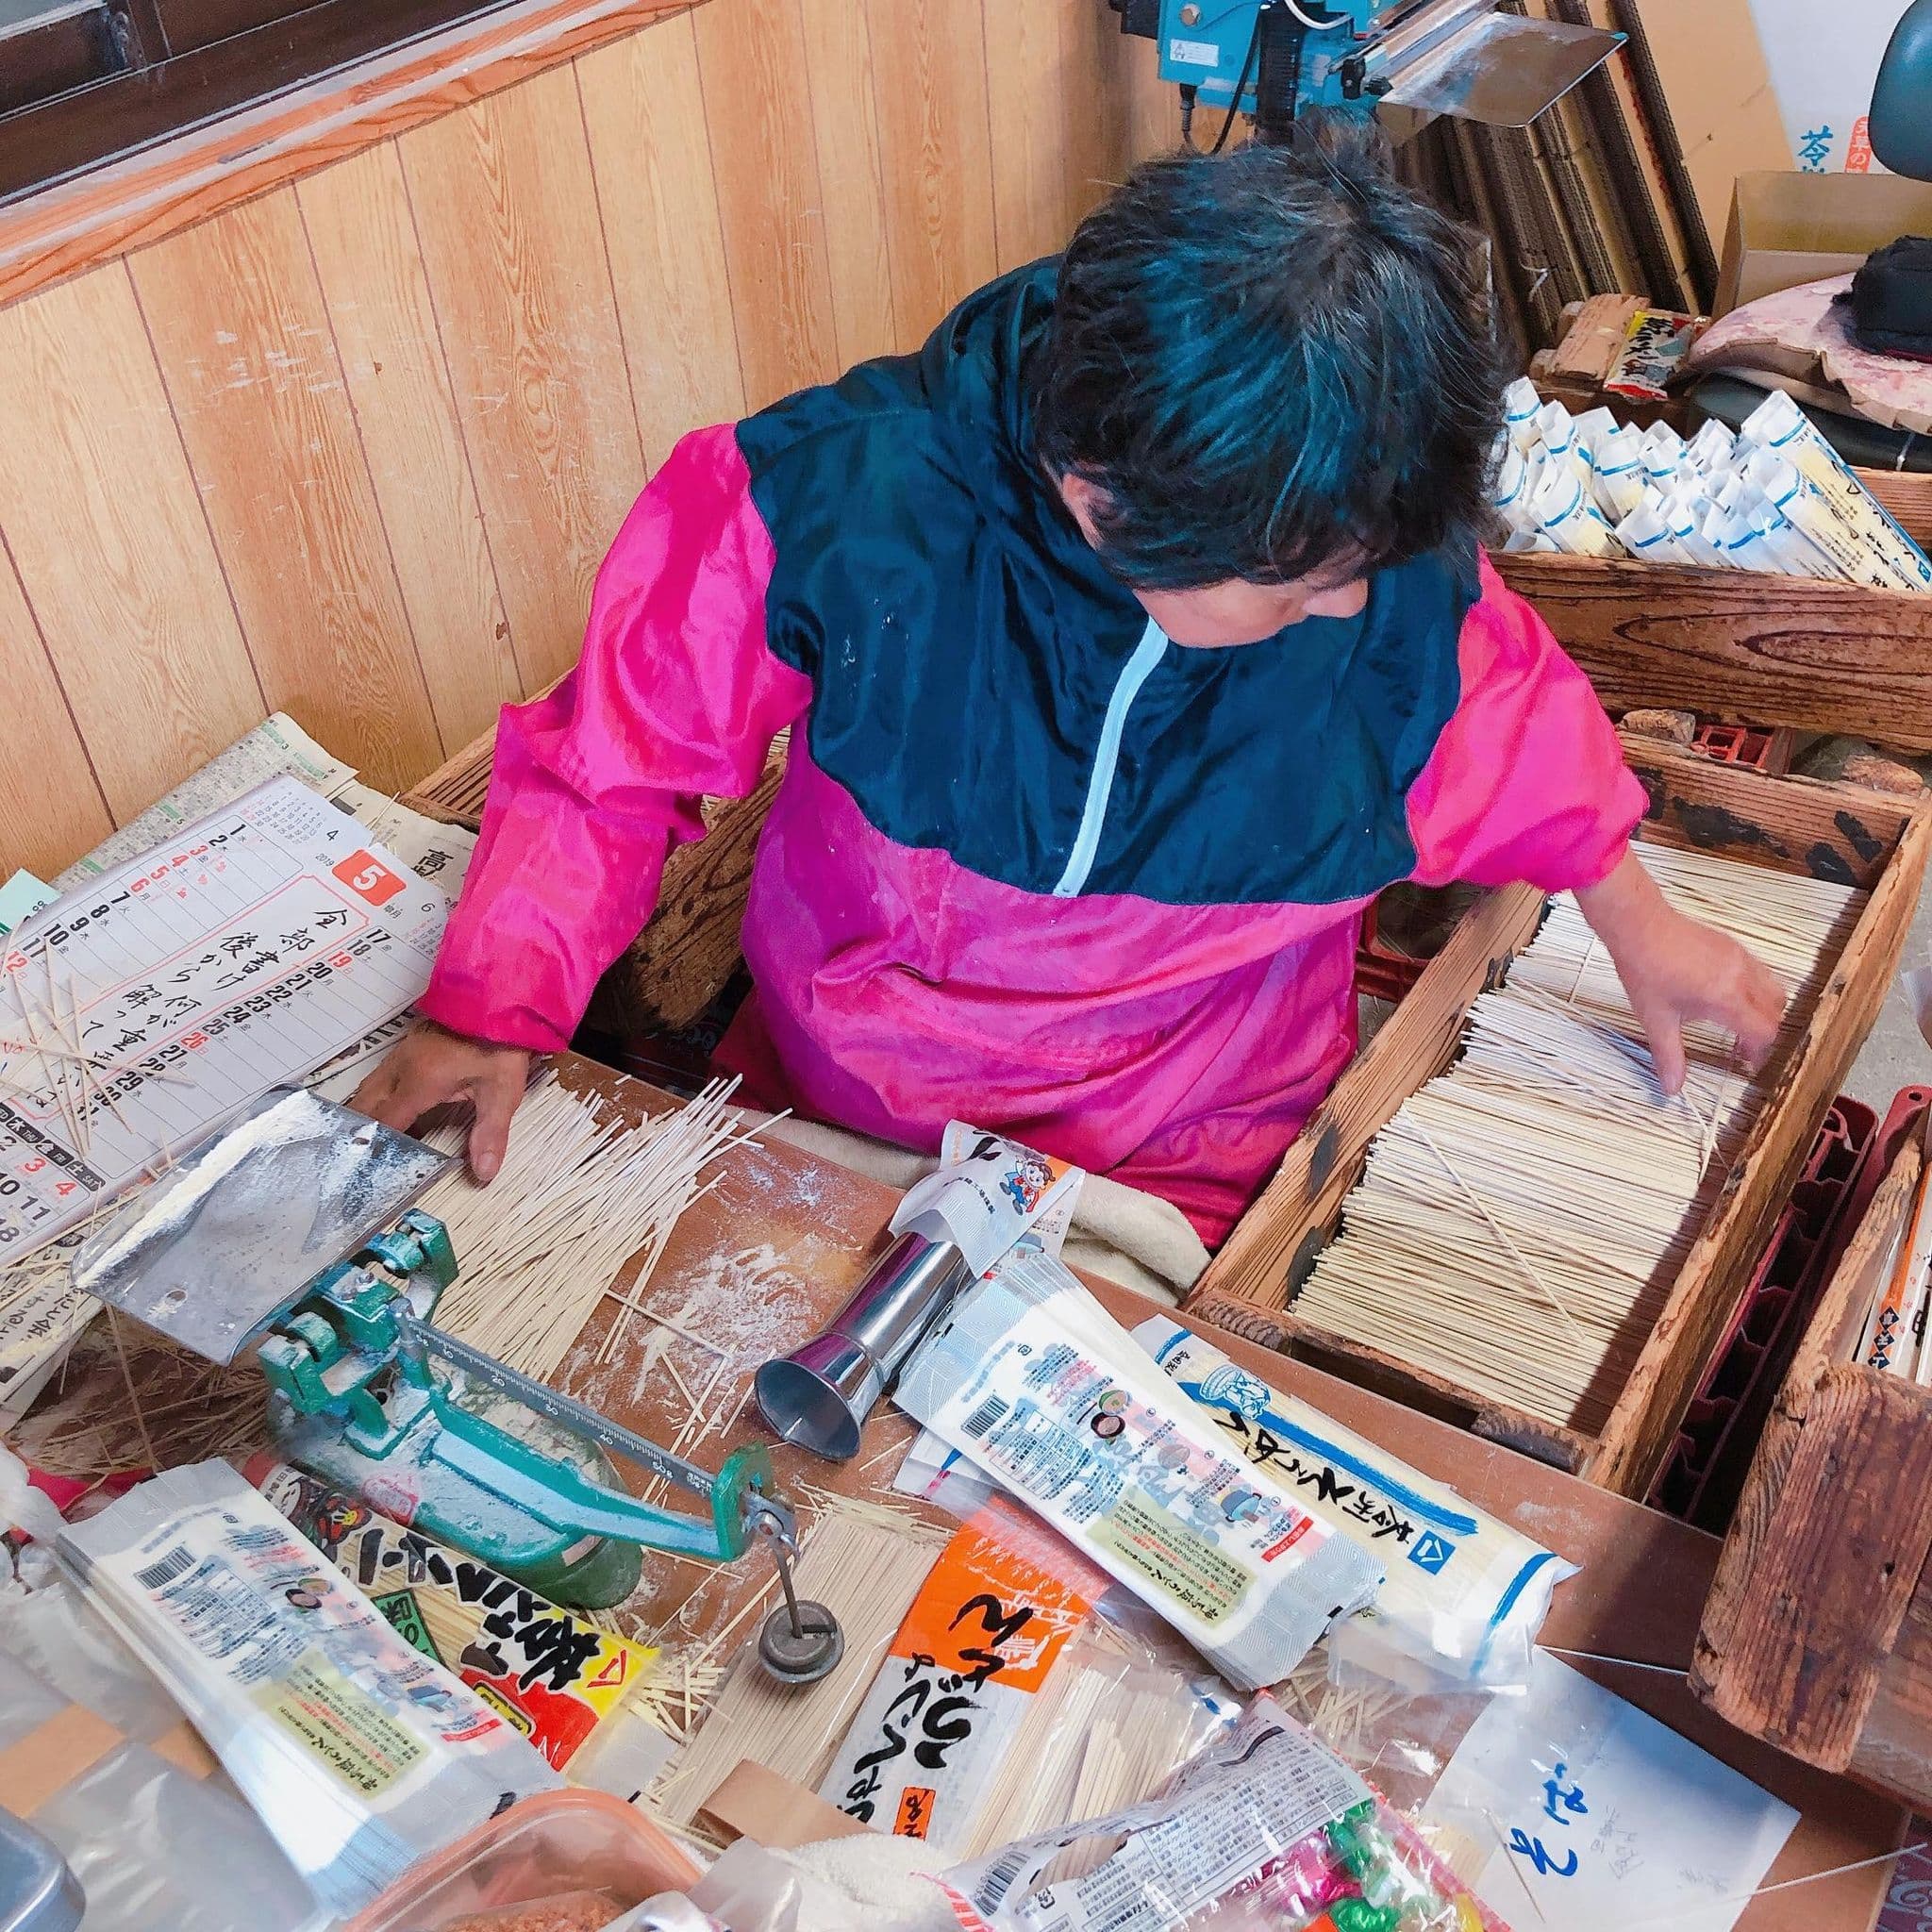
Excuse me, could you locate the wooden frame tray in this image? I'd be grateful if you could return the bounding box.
[1189,744,1932,1500]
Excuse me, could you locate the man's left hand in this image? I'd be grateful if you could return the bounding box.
[1574,848,1785,1095]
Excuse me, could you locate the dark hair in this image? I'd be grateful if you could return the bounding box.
[1030,125,1505,590]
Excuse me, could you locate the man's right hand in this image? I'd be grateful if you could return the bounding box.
[349,1020,532,1182]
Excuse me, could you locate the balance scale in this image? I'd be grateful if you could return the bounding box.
[75,1088,841,1678]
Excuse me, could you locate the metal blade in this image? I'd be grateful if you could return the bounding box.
[74,1088,451,1365]
[1382,13,1624,127]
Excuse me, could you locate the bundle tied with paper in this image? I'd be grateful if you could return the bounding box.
[1492,378,1932,588]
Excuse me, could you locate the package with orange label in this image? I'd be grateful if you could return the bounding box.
[815,1512,1101,1857]
[247,1457,675,1799]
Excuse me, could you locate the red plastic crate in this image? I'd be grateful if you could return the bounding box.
[1648,1093,1877,1531]
[1687,722,1793,775]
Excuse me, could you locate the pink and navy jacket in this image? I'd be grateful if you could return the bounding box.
[422,263,1645,1244]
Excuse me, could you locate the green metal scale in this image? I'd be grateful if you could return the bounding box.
[75,1089,816,1635]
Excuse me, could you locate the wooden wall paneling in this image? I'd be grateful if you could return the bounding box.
[577,11,748,467]
[864,0,1000,350]
[400,65,650,692]
[982,0,1074,274]
[297,144,521,758]
[795,0,898,365]
[1063,0,1134,225]
[128,189,441,793]
[0,538,113,878]
[0,263,265,823]
[0,0,694,313]
[1118,17,1184,161]
[692,0,841,411]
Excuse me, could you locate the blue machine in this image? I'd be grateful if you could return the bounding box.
[1117,0,1623,143]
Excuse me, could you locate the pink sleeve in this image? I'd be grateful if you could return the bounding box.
[418,426,811,1054]
[1407,553,1645,891]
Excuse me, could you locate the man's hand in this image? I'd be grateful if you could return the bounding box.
[349,1021,532,1181]
[1574,849,1784,1095]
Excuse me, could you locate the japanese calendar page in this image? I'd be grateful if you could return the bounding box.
[0,776,451,1261]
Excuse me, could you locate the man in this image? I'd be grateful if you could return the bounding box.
[354,134,1779,1245]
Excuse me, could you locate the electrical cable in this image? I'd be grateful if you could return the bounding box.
[1279,0,1347,28]
[1208,11,1261,154]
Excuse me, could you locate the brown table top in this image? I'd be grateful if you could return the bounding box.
[540,1055,1906,1932]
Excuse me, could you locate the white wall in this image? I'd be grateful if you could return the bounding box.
[1744,0,1907,172]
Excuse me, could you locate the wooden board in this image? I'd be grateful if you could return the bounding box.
[0,0,1169,869]
[297,143,522,757]
[399,64,649,691]
[1622,735,1916,890]
[983,0,1077,274]
[0,262,265,824]
[1698,1132,1932,1809]
[0,540,112,881]
[131,188,442,794]
[865,0,1000,352]
[691,0,841,411]
[576,12,751,468]
[1496,549,1932,752]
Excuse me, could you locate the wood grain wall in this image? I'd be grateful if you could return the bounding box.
[0,0,1180,881]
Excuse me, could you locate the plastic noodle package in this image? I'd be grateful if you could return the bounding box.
[894,1248,1383,1691]
[0,1591,325,1932]
[1740,386,1932,590]
[56,1458,561,1919]
[939,1693,1506,1932]
[247,1456,676,1797]
[815,1512,1100,1854]
[1132,1318,1574,1690]
[1492,382,1932,589]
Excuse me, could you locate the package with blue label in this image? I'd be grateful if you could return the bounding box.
[1134,1316,1575,1688]
[894,1250,1382,1690]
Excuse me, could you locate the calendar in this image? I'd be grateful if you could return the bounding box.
[0,776,451,1261]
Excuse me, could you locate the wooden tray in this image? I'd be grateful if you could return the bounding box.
[1694,1113,1932,1813]
[1491,548,1932,753]
[1189,746,1932,1500]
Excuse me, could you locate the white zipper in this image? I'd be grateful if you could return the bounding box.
[1053,617,1168,898]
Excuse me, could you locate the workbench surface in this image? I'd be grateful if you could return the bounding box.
[528,1056,1905,1932]
[17,1049,1901,1928]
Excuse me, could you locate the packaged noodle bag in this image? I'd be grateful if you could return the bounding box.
[57,1460,559,1918]
[940,1694,1504,1932]
[895,1249,1381,1691]
[1133,1318,1574,1689]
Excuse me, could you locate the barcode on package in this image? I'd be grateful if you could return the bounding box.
[962,1395,1009,1441]
[136,1546,194,1590]
[977,1844,1032,1911]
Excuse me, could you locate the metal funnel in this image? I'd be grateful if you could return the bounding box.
[756,1232,972,1461]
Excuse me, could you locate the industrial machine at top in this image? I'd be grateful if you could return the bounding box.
[1114,0,1624,142]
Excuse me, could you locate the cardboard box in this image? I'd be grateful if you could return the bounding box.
[1716,171,1932,315]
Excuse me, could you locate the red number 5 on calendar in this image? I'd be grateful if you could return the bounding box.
[331,850,407,908]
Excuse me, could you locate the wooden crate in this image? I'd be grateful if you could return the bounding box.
[1491,464,1932,754]
[1491,549,1932,753]
[1694,1115,1932,1812]
[1189,746,1932,1500]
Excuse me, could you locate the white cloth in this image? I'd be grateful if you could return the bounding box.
[760,1117,1209,1305]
